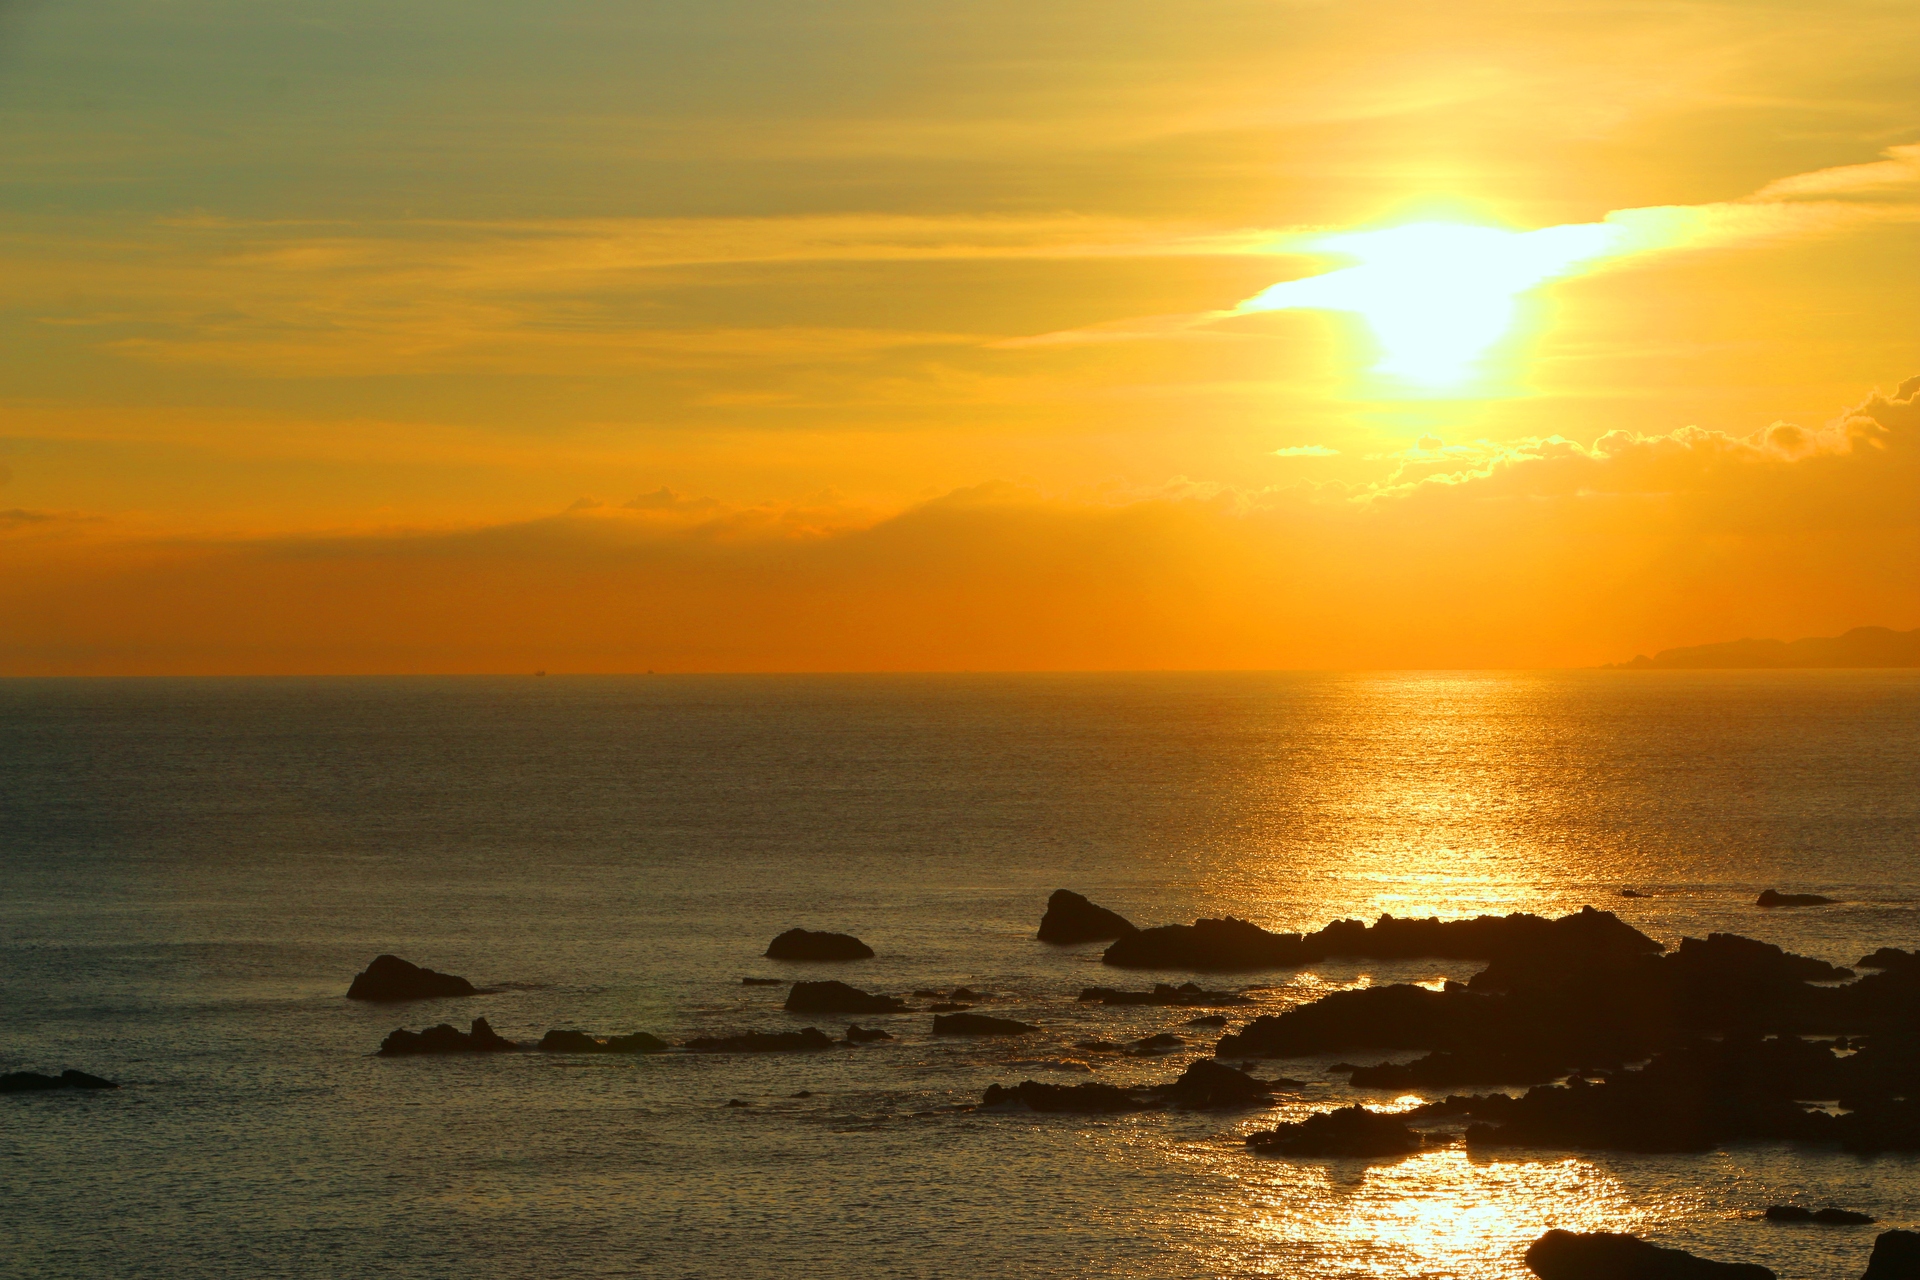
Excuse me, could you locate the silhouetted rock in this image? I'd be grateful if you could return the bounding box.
[346,954,478,1002]
[1863,1230,1920,1280]
[741,977,785,986]
[725,1098,751,1107]
[1217,982,1455,1058]
[982,1080,1158,1112]
[1155,1057,1287,1108]
[783,980,906,1015]
[1523,1229,1775,1279]
[1078,982,1254,1006]
[764,929,873,961]
[950,987,984,1001]
[1346,1043,1578,1089]
[685,1027,834,1052]
[537,1029,668,1053]
[1857,949,1920,971]
[379,1017,517,1055]
[1104,917,1309,970]
[1764,1206,1875,1224]
[845,1024,893,1043]
[1245,1105,1423,1157]
[1620,889,1649,898]
[1128,1033,1184,1054]
[931,1013,1038,1036]
[1757,889,1835,908]
[928,1002,973,1012]
[1038,890,1137,944]
[1,1069,119,1093]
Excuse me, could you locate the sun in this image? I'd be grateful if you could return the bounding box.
[1237,219,1627,389]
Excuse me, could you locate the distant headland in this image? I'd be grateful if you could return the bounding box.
[1610,626,1920,669]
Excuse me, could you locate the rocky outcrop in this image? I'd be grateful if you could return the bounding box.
[1078,982,1253,1006]
[1103,917,1308,970]
[783,980,906,1014]
[379,1017,517,1055]
[1757,889,1836,907]
[1523,1230,1775,1279]
[685,1028,834,1052]
[1037,890,1137,944]
[764,929,874,961]
[845,1025,893,1043]
[1763,1206,1874,1224]
[537,1029,668,1053]
[1154,1057,1292,1108]
[1857,949,1919,970]
[981,1080,1159,1112]
[1,1069,119,1093]
[346,955,478,1002]
[1863,1230,1920,1280]
[931,1013,1038,1035]
[1245,1105,1424,1157]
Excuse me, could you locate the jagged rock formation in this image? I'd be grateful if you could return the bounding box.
[1,1069,119,1092]
[1245,1105,1424,1158]
[379,1017,517,1055]
[537,1029,668,1053]
[1037,890,1137,944]
[346,955,478,1002]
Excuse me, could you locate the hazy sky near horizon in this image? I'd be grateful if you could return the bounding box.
[3,0,1918,672]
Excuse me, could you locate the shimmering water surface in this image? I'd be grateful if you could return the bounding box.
[3,672,1918,1279]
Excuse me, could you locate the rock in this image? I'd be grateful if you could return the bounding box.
[379,1017,518,1056]
[1,1069,119,1093]
[1037,890,1137,944]
[1764,1206,1875,1224]
[1863,1230,1920,1280]
[1245,1105,1424,1158]
[1078,983,1254,1006]
[1104,917,1310,970]
[741,977,786,986]
[1757,889,1836,907]
[1216,982,1455,1058]
[1155,1057,1286,1108]
[537,1029,668,1053]
[725,1098,751,1107]
[1523,1229,1775,1279]
[685,1028,834,1052]
[346,954,478,1002]
[1185,1014,1229,1027]
[928,1002,973,1012]
[950,987,984,1001]
[981,1080,1158,1112]
[1128,1033,1185,1055]
[845,1024,893,1043]
[783,980,906,1014]
[1620,889,1649,898]
[764,929,874,961]
[1857,948,1919,970]
[931,1013,1038,1036]
[790,1090,813,1098]
[1074,1039,1126,1053]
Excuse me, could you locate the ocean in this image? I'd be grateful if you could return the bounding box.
[3,671,1917,1279]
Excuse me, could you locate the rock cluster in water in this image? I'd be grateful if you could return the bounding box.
[1036,889,1136,944]
[932,1013,1038,1036]
[537,1029,669,1054]
[981,1057,1292,1113]
[783,980,906,1014]
[379,1017,517,1055]
[1764,1206,1875,1224]
[346,954,479,1002]
[2,1069,119,1093]
[1757,889,1836,908]
[764,929,874,961]
[1244,1104,1424,1158]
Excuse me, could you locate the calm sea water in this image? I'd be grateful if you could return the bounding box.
[3,672,1918,1279]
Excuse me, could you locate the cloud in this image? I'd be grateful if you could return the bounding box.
[1272,445,1339,457]
[4,378,1915,674]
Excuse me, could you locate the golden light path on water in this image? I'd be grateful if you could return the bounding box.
[1234,219,1635,389]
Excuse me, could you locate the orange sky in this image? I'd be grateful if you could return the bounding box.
[2,0,1917,672]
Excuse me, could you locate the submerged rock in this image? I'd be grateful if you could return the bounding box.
[379,1017,517,1056]
[1128,1033,1184,1054]
[1764,1206,1875,1224]
[783,980,906,1015]
[1037,890,1137,944]
[845,1024,893,1043]
[1523,1229,1775,1280]
[346,954,478,1002]
[1757,889,1836,908]
[1245,1105,1424,1158]
[931,1013,1038,1036]
[1863,1230,1920,1280]
[685,1028,834,1053]
[1078,982,1254,1006]
[764,929,874,962]
[1,1069,119,1093]
[981,1080,1159,1112]
[537,1029,668,1054]
[928,1002,973,1012]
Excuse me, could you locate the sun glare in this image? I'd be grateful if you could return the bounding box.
[1237,220,1627,389]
